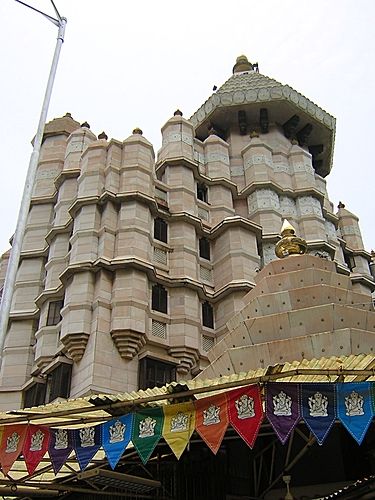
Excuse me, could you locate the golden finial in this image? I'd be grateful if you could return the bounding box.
[275,219,307,258]
[233,55,254,74]
[132,127,143,135]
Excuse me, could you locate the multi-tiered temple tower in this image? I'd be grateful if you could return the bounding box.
[0,56,373,410]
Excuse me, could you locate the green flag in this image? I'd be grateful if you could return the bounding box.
[132,407,164,464]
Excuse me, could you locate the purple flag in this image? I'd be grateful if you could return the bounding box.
[73,425,102,471]
[301,383,335,445]
[48,428,74,474]
[266,383,300,444]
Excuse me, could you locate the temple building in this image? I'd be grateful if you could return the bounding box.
[0,55,374,412]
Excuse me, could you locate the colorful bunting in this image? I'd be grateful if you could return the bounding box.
[163,402,196,459]
[228,385,263,448]
[0,382,373,474]
[49,428,74,474]
[73,425,102,471]
[23,425,50,475]
[132,407,164,464]
[0,424,27,475]
[301,383,335,445]
[195,393,229,454]
[336,382,374,445]
[102,414,133,469]
[266,383,300,444]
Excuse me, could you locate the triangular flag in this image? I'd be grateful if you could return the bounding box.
[266,383,300,444]
[336,382,374,444]
[0,424,28,475]
[301,383,335,445]
[23,425,50,475]
[48,428,74,475]
[132,407,164,464]
[163,402,196,459]
[195,393,229,454]
[102,414,133,469]
[73,425,102,471]
[227,385,263,448]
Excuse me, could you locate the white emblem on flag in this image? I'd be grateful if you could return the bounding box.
[139,417,156,438]
[235,395,255,419]
[203,404,220,426]
[54,429,68,450]
[170,412,189,432]
[345,390,364,416]
[109,420,126,444]
[308,392,328,417]
[273,391,292,416]
[79,427,95,448]
[5,432,20,453]
[30,430,45,451]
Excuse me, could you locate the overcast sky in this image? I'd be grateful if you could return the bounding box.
[0,0,374,255]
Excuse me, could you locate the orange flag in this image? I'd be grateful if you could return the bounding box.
[195,393,229,454]
[0,425,28,475]
[162,402,195,459]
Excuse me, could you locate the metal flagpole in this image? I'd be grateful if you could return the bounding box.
[0,1,67,366]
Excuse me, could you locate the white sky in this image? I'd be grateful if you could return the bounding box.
[0,0,374,255]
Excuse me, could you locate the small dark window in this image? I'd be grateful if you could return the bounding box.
[154,218,167,243]
[202,301,214,329]
[23,383,46,408]
[46,364,72,403]
[343,252,355,272]
[139,357,176,390]
[199,237,210,260]
[197,183,208,203]
[46,300,64,326]
[152,284,168,314]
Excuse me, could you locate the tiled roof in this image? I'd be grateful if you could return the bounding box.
[217,71,283,93]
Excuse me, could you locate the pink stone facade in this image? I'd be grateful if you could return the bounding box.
[0,60,373,410]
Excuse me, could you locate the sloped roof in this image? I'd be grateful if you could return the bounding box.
[190,70,335,132]
[217,71,283,93]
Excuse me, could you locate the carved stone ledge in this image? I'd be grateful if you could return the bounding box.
[111,329,146,360]
[168,346,200,375]
[61,333,89,362]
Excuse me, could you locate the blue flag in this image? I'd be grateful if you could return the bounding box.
[301,383,335,445]
[102,414,133,469]
[73,425,102,471]
[336,382,374,445]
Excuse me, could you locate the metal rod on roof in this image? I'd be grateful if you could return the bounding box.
[0,367,374,425]
[0,479,161,498]
[0,2,66,369]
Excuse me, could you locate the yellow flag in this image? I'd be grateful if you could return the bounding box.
[162,402,196,459]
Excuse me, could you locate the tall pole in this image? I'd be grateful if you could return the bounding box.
[0,3,66,367]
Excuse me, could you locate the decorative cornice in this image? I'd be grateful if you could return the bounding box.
[60,333,90,362]
[111,329,147,360]
[168,346,200,375]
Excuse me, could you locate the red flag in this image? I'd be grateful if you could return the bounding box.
[23,425,50,475]
[0,425,27,475]
[195,393,229,454]
[228,385,263,448]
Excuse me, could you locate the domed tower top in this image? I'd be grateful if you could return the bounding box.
[232,55,254,73]
[190,55,336,177]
